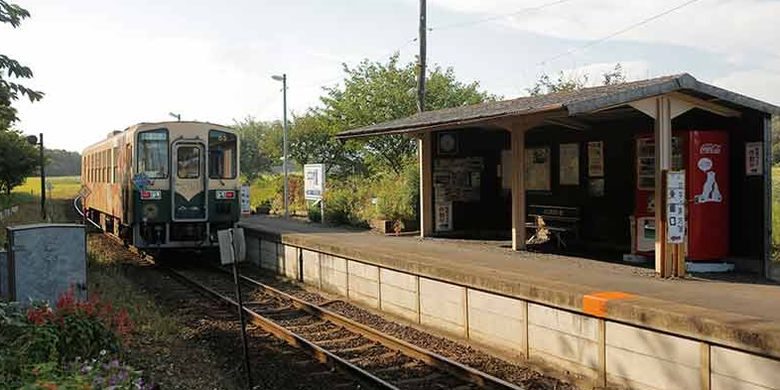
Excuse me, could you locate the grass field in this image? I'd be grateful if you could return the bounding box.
[12,175,81,200]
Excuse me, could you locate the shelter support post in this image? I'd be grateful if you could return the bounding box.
[418,132,433,237]
[763,115,772,278]
[654,96,680,277]
[510,127,527,251]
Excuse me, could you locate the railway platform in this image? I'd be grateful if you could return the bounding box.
[238,215,780,390]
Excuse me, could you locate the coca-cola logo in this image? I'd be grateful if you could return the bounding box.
[699,143,722,155]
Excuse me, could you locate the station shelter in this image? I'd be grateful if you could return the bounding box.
[337,74,779,277]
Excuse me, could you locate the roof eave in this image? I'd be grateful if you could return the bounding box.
[336,104,565,139]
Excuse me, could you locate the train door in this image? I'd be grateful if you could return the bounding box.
[172,141,207,221]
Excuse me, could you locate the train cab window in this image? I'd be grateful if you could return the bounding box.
[208,130,237,179]
[177,146,201,179]
[137,129,169,178]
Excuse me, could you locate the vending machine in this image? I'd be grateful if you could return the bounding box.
[633,130,729,261]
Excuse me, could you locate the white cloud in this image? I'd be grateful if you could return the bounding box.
[430,0,779,62]
[713,69,780,105]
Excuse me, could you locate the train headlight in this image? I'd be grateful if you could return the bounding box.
[216,190,235,200]
[140,190,162,200]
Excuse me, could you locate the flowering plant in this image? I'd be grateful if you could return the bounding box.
[21,351,153,390]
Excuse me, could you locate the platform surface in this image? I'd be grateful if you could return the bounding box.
[239,215,780,359]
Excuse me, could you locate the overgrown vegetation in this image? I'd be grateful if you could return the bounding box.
[0,288,146,389]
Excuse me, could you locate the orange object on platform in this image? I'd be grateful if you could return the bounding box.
[582,291,635,317]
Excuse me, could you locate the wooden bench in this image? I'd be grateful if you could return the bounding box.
[525,205,581,248]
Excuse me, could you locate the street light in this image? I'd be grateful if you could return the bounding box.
[26,133,45,220]
[169,112,181,121]
[271,73,289,218]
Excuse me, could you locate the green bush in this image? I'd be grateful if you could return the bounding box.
[372,162,418,222]
[323,177,372,226]
[308,202,322,223]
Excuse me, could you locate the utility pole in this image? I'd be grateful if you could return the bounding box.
[417,0,427,113]
[281,75,289,219]
[39,133,45,221]
[271,74,289,218]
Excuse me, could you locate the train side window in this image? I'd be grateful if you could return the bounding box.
[208,130,237,179]
[137,129,169,179]
[112,146,119,183]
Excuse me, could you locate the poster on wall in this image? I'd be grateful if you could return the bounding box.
[559,143,580,185]
[435,201,453,232]
[525,147,551,191]
[745,142,763,176]
[587,141,604,177]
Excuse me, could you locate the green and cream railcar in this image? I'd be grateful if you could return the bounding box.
[81,121,240,249]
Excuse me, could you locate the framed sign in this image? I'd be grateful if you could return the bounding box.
[587,141,604,177]
[525,147,551,191]
[745,142,763,176]
[304,164,325,200]
[435,201,452,232]
[559,143,580,185]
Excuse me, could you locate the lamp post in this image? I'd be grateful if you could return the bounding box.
[26,133,45,220]
[169,112,181,122]
[271,74,289,218]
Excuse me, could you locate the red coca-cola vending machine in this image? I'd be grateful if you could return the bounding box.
[633,130,729,261]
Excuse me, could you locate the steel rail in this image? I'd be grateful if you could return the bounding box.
[213,267,525,390]
[164,266,398,390]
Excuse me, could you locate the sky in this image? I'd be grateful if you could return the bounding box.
[2,0,779,152]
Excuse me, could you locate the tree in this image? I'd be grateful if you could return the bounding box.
[527,63,628,96]
[288,111,364,176]
[0,129,37,195]
[233,117,282,181]
[602,63,627,86]
[319,54,497,174]
[527,72,588,96]
[1,1,43,126]
[45,149,81,176]
[0,2,42,197]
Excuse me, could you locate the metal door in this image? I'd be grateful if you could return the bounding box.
[172,142,207,220]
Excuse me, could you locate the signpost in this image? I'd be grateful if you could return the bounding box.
[666,171,686,276]
[217,228,252,389]
[304,164,326,223]
[240,184,251,216]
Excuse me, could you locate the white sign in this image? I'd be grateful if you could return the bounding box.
[745,142,763,176]
[304,164,325,200]
[666,171,685,244]
[240,185,251,215]
[218,228,246,265]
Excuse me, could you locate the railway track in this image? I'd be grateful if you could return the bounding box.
[166,264,525,390]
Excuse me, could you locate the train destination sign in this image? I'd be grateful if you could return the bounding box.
[304,164,325,200]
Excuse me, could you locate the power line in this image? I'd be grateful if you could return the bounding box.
[431,0,575,31]
[538,0,704,65]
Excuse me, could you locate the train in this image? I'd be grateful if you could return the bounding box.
[81,121,241,249]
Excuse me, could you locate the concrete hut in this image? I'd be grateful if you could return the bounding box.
[337,73,779,277]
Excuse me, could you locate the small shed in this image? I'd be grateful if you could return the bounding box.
[337,74,780,277]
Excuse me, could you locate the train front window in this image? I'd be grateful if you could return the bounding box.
[177,146,201,179]
[137,129,168,178]
[209,130,237,179]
